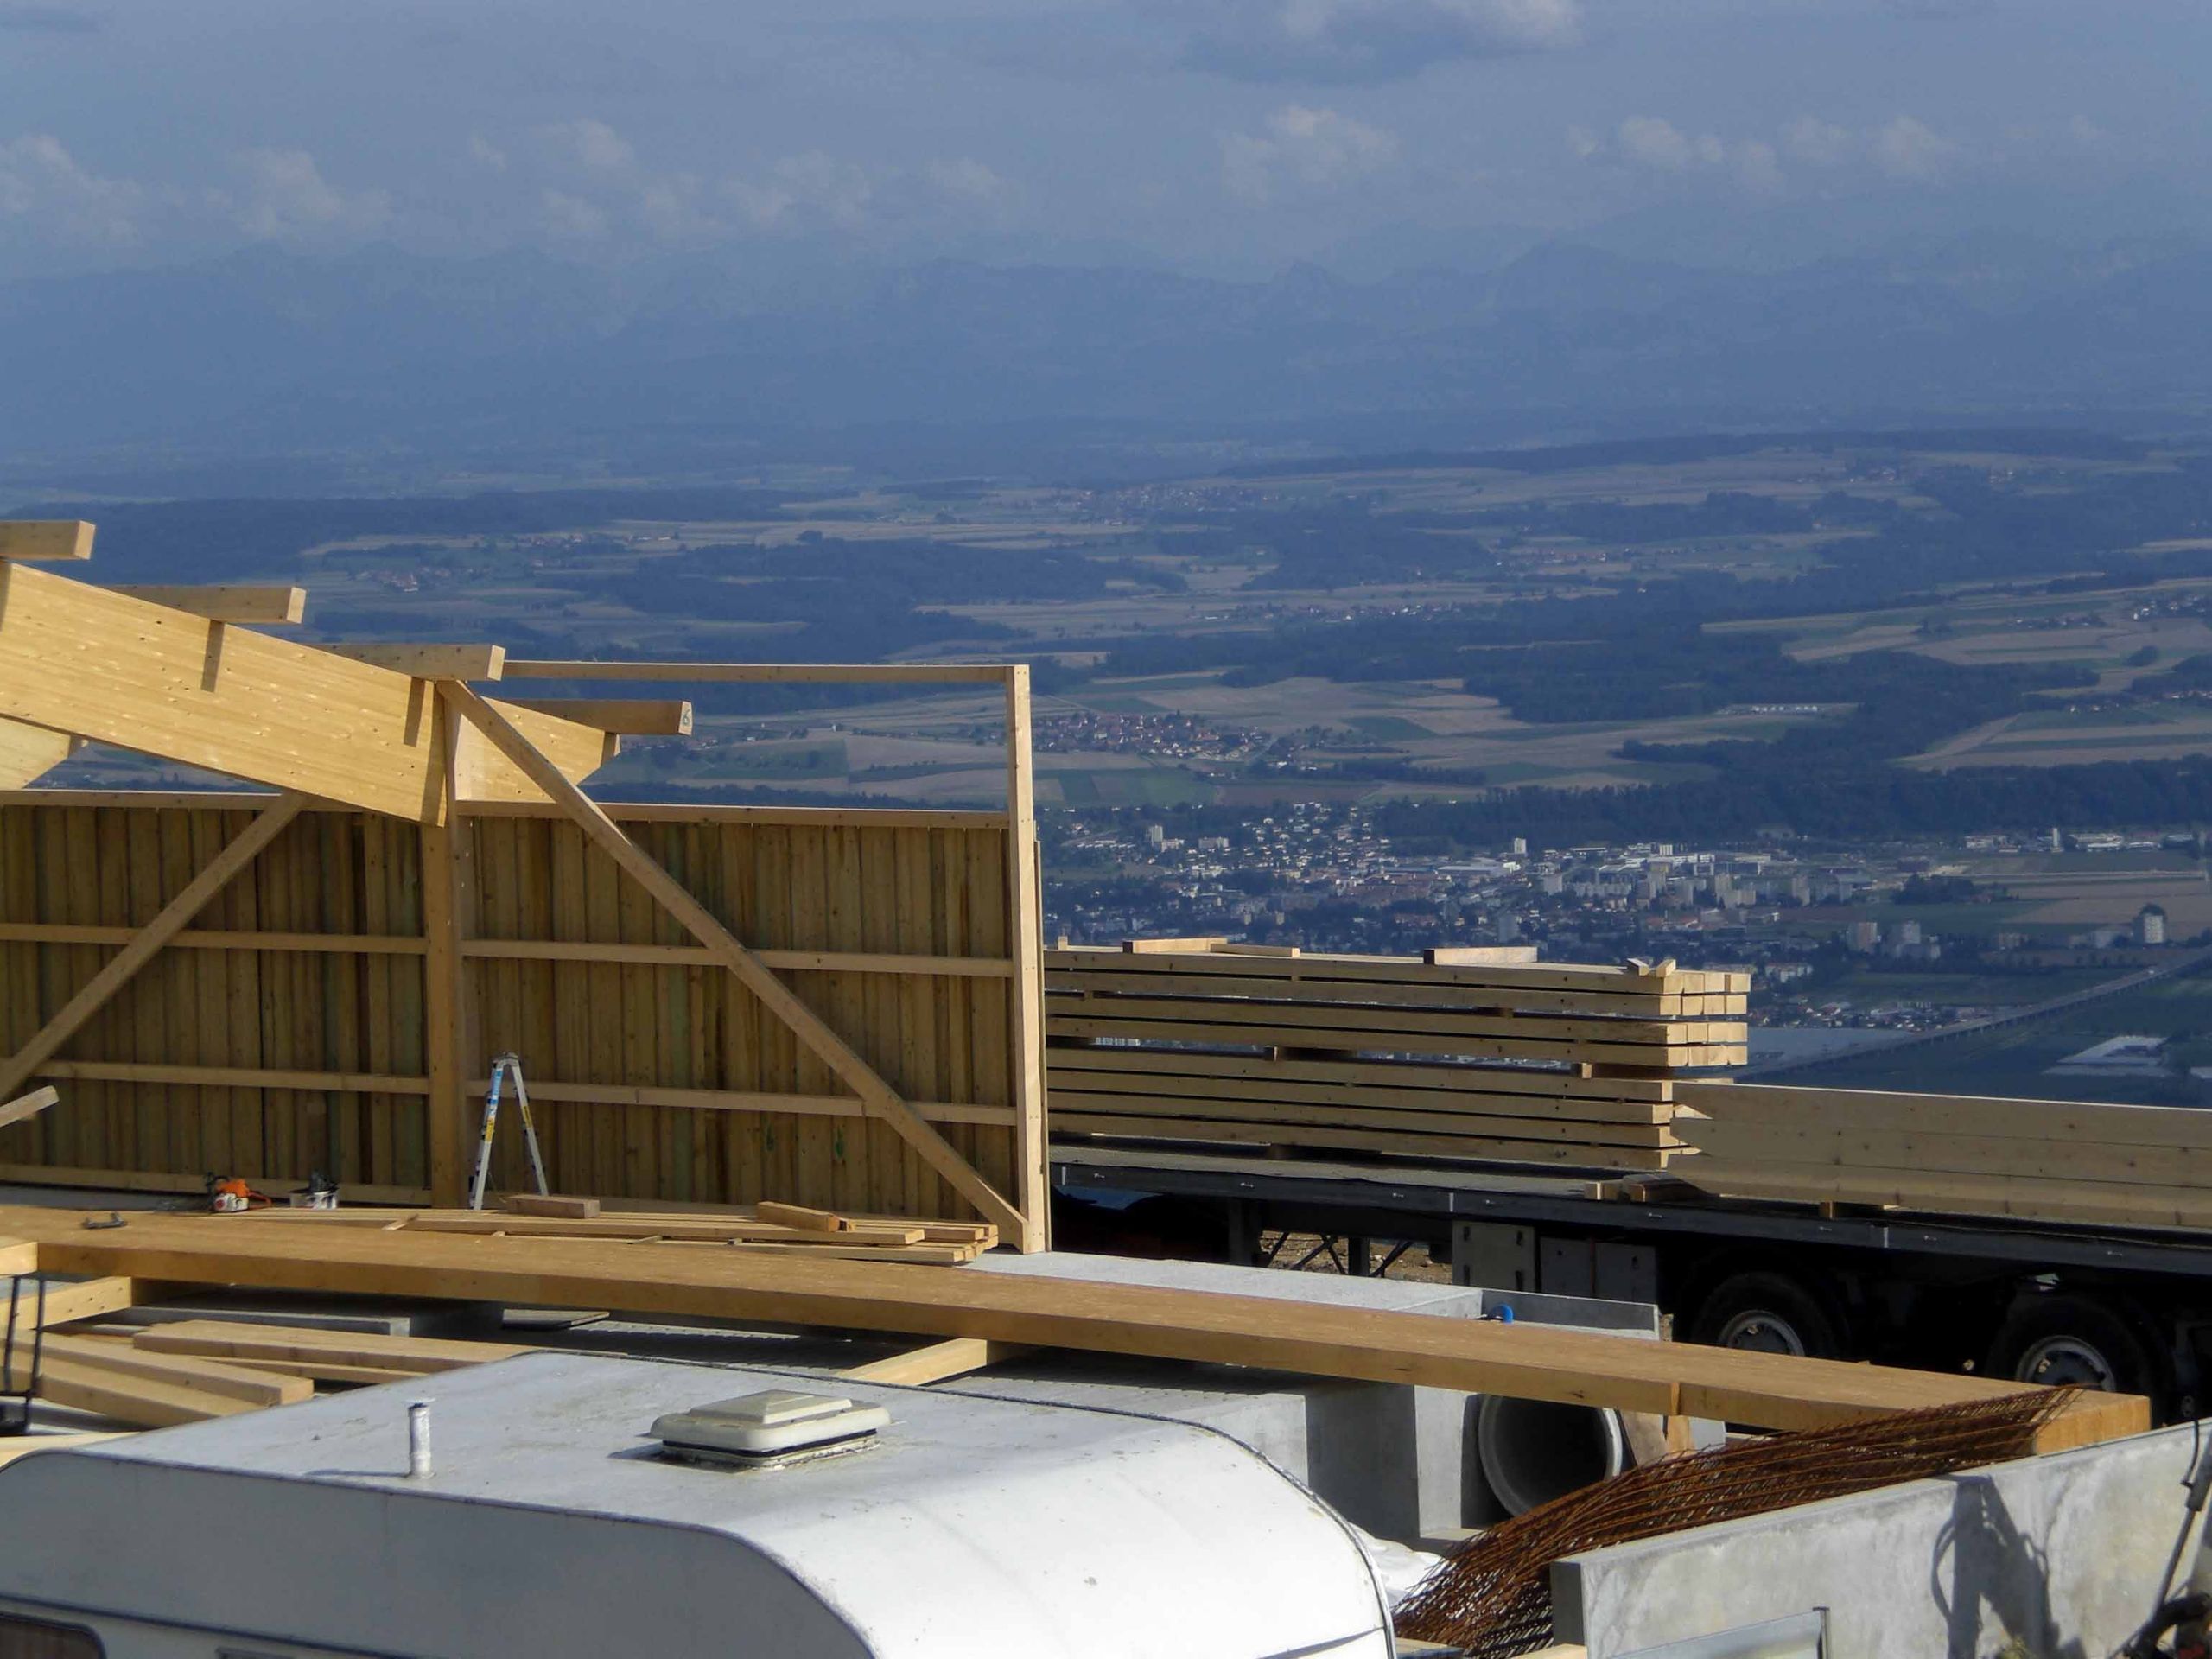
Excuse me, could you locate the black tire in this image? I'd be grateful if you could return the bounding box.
[1983,1293,2164,1402]
[1686,1269,1845,1359]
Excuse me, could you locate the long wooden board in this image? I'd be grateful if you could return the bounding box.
[0,1205,2142,1446]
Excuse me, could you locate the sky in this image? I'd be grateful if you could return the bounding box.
[1,0,2208,283]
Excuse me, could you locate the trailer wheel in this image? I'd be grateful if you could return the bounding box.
[1984,1294,2162,1399]
[1686,1270,1843,1359]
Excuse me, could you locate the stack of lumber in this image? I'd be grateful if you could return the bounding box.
[231,1198,1000,1265]
[1046,943,1747,1172]
[0,1204,2145,1450]
[1673,1080,2212,1230]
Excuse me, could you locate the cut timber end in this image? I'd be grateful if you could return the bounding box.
[328,644,507,681]
[754,1200,850,1232]
[109,586,308,625]
[0,521,94,561]
[0,1238,36,1276]
[839,1336,1032,1385]
[0,719,75,788]
[0,1085,60,1131]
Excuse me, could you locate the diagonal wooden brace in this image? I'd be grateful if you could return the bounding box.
[0,793,308,1103]
[437,682,1027,1237]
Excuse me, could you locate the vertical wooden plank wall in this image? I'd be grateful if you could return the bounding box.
[0,792,1047,1236]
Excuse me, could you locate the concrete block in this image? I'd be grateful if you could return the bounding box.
[1554,1421,2200,1659]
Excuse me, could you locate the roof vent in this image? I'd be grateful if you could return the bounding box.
[649,1389,889,1471]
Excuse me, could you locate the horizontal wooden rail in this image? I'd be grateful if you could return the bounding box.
[39,1060,430,1094]
[0,923,428,955]
[461,939,1014,977]
[0,789,1011,831]
[500,660,1014,685]
[460,1077,1018,1128]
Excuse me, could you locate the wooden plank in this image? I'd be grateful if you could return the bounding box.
[1679,1120,2212,1189]
[0,1345,258,1427]
[0,718,74,787]
[1046,965,1710,1019]
[0,1237,36,1275]
[463,798,1011,830]
[0,923,428,954]
[1052,1111,1674,1169]
[1046,993,1736,1049]
[839,1336,1032,1385]
[132,1318,524,1373]
[0,795,306,1103]
[441,683,1028,1239]
[756,1199,849,1231]
[1046,1011,1741,1068]
[499,661,1011,685]
[397,1213,929,1245]
[1682,1159,2212,1231]
[460,938,1011,976]
[503,1192,600,1218]
[7,1205,2138,1444]
[37,1061,427,1094]
[1047,1090,1677,1147]
[108,586,307,625]
[1426,945,1541,965]
[1051,947,1748,999]
[1044,1062,1674,1125]
[0,1086,58,1132]
[504,699,693,736]
[1675,1080,2212,1148]
[0,520,94,561]
[327,644,505,680]
[36,1331,311,1406]
[4,1275,142,1331]
[1045,1044,1677,1103]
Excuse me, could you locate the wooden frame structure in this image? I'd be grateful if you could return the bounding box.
[0,524,1049,1247]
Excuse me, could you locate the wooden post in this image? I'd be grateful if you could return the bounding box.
[420,704,470,1206]
[1002,665,1047,1250]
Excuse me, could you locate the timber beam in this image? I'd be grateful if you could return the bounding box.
[0,521,93,561]
[108,585,308,625]
[505,698,693,735]
[0,563,607,819]
[327,644,506,680]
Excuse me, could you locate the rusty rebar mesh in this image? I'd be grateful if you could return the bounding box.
[1394,1388,2080,1659]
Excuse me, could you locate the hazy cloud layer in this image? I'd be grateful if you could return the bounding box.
[1185,0,1582,84]
[0,0,2202,281]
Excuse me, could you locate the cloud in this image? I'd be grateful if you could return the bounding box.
[1783,116,1853,167]
[226,148,391,242]
[1185,0,1580,85]
[1617,115,1694,172]
[543,118,634,175]
[1601,118,1781,192]
[537,187,607,240]
[925,156,1011,208]
[727,151,875,230]
[0,4,98,34]
[0,133,142,245]
[1869,114,1955,179]
[467,133,509,173]
[1224,105,1397,201]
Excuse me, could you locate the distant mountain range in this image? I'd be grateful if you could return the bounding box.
[3,232,2208,480]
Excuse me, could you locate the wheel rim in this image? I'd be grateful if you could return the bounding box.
[2015,1333,2120,1390]
[1713,1308,1808,1356]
